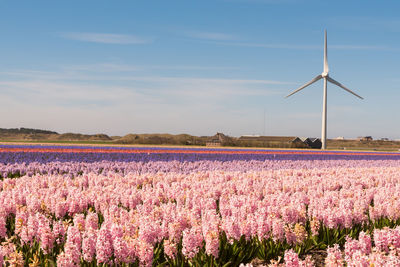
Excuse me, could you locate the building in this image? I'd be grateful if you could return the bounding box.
[300,137,322,149]
[205,139,221,147]
[308,138,322,149]
[238,135,307,148]
[357,136,373,141]
[206,133,233,147]
[238,135,320,148]
[291,137,308,148]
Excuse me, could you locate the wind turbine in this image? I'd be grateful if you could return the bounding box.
[285,30,363,150]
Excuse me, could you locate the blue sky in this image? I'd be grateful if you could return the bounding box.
[0,1,399,138]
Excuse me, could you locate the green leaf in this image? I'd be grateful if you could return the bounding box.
[156,261,169,267]
[222,261,233,267]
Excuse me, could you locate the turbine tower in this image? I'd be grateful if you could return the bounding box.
[285,30,363,150]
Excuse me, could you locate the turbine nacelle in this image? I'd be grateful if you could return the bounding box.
[321,72,329,78]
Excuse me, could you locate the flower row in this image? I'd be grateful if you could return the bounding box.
[2,160,400,265]
[2,159,400,179]
[2,144,400,164]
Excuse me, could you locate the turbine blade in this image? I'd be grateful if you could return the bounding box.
[285,75,322,98]
[324,30,329,73]
[327,76,363,99]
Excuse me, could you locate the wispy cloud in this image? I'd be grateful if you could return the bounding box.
[0,67,291,105]
[183,31,236,41]
[0,65,294,135]
[60,32,152,44]
[1,64,241,79]
[207,41,390,51]
[63,63,241,73]
[6,73,295,121]
[120,76,290,85]
[0,72,293,89]
[212,41,319,49]
[1,62,283,86]
[330,45,389,50]
[63,63,141,73]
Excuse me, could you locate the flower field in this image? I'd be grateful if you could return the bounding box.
[1,145,400,266]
